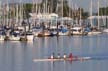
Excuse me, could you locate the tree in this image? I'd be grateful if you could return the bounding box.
[22,1,89,19]
[95,7,108,16]
[23,3,32,19]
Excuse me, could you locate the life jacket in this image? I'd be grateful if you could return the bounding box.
[68,53,73,60]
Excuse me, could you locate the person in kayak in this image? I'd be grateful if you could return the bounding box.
[63,53,67,59]
[51,52,54,59]
[57,53,61,59]
[68,53,73,60]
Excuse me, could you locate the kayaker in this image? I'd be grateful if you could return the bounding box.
[63,53,67,59]
[57,53,61,59]
[51,52,54,59]
[68,53,73,60]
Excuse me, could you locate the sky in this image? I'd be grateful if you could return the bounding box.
[68,0,107,12]
[0,0,108,12]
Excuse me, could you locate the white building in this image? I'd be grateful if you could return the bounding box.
[88,16,108,27]
[29,13,59,20]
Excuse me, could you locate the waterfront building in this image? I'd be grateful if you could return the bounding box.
[88,16,108,28]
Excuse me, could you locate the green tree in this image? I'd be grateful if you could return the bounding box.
[95,7,108,16]
[23,3,32,19]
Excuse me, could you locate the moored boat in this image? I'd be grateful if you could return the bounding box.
[87,27,101,35]
[71,27,87,35]
[20,31,34,41]
[103,29,108,33]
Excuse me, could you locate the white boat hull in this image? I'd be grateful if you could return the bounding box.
[27,35,34,41]
[88,31,101,35]
[33,57,91,62]
[33,31,41,37]
[59,32,69,36]
[71,27,87,35]
[0,35,5,41]
[9,36,20,41]
[72,32,85,35]
[103,29,108,33]
[20,35,34,41]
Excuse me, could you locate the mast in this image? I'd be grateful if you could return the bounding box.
[35,3,37,14]
[19,0,22,26]
[16,4,18,26]
[0,1,1,26]
[79,8,82,26]
[62,0,63,17]
[6,0,9,26]
[50,0,53,13]
[3,3,6,26]
[45,0,48,13]
[97,0,100,29]
[90,0,93,27]
[11,0,15,28]
[32,0,36,26]
[57,0,63,17]
[105,0,108,28]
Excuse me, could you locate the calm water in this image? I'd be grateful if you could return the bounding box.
[0,34,108,71]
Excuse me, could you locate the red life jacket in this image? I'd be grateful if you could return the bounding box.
[68,53,73,60]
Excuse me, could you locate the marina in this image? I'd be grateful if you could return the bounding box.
[0,0,108,71]
[0,0,108,41]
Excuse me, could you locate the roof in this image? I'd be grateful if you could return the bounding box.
[88,16,108,19]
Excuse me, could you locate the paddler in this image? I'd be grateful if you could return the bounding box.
[68,53,73,61]
[51,52,54,59]
[63,53,67,59]
[57,53,61,59]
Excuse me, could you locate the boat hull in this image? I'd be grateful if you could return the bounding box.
[88,31,101,35]
[33,57,91,62]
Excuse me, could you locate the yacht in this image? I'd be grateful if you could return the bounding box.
[71,27,87,35]
[20,31,34,41]
[0,30,5,41]
[87,28,101,35]
[103,29,108,33]
[0,35,5,41]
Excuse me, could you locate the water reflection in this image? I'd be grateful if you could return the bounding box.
[0,41,32,71]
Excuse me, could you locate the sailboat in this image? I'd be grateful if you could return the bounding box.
[0,1,5,41]
[103,29,108,33]
[0,30,5,41]
[20,20,34,41]
[56,0,69,36]
[87,0,101,35]
[102,0,108,33]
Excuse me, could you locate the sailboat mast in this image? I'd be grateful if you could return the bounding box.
[45,0,48,13]
[16,4,18,26]
[61,0,64,25]
[105,0,108,28]
[79,8,82,26]
[11,0,15,28]
[0,1,1,26]
[3,3,6,26]
[62,0,63,17]
[90,0,93,27]
[6,0,9,26]
[97,0,100,29]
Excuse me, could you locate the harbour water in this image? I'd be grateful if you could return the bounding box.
[0,33,108,71]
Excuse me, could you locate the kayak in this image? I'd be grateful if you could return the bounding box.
[33,56,91,62]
